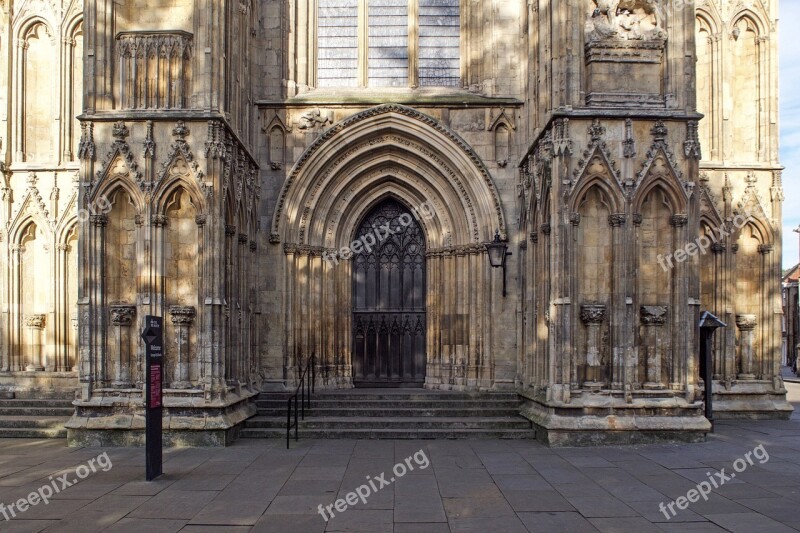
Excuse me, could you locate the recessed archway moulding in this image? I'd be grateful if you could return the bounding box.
[270,104,507,248]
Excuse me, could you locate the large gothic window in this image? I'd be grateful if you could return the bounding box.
[317,0,460,88]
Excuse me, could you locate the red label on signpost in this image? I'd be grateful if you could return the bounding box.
[150,363,162,408]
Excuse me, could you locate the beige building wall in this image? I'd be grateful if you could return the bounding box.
[0,0,789,444]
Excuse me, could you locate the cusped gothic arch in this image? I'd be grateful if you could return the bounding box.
[695,5,721,36]
[729,9,768,37]
[271,104,506,248]
[152,170,207,217]
[570,168,624,215]
[634,180,684,216]
[93,170,145,215]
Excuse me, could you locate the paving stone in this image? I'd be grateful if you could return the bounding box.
[492,474,552,491]
[324,509,393,531]
[565,496,639,518]
[393,523,451,533]
[442,493,514,520]
[449,515,528,533]
[266,495,328,515]
[129,489,219,519]
[588,517,665,533]
[105,518,187,533]
[252,513,327,533]
[518,511,600,532]
[704,512,798,533]
[188,492,271,525]
[394,474,446,522]
[0,520,59,532]
[501,489,575,512]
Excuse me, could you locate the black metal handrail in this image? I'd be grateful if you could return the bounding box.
[286,353,315,448]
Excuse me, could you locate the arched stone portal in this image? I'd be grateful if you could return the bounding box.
[271,104,506,390]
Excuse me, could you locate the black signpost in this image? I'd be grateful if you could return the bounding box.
[141,315,164,481]
[699,311,726,432]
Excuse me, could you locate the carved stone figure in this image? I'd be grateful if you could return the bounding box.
[588,0,664,41]
[298,109,333,130]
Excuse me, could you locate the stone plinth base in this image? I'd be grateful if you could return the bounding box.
[0,371,79,399]
[519,391,710,447]
[711,380,793,420]
[66,388,258,447]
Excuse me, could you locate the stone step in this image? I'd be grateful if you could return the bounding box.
[0,399,74,408]
[240,427,536,440]
[247,416,532,430]
[0,399,73,439]
[259,391,520,401]
[256,399,522,409]
[245,389,532,440]
[256,407,522,417]
[0,416,70,429]
[0,407,74,416]
[0,427,68,439]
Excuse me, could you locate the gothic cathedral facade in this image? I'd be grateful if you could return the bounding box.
[0,0,790,445]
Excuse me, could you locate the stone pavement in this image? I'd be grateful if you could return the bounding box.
[0,384,798,533]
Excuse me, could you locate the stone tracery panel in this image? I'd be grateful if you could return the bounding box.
[22,23,55,161]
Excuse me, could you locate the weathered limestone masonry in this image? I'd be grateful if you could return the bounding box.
[0,0,790,446]
[517,0,790,445]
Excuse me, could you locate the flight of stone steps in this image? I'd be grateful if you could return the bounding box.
[0,393,73,438]
[241,389,536,440]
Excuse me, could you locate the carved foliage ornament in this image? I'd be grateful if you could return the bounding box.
[580,304,607,325]
[24,314,46,328]
[110,305,136,326]
[640,305,667,325]
[169,306,196,326]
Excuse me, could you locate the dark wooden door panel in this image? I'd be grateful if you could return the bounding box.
[352,200,426,386]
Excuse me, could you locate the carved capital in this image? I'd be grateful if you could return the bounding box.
[569,213,581,226]
[580,304,607,325]
[169,305,196,326]
[540,223,551,236]
[670,214,689,227]
[608,213,626,227]
[238,233,249,244]
[757,244,773,254]
[195,214,207,226]
[151,214,168,227]
[225,225,237,236]
[24,314,46,329]
[711,242,726,254]
[735,314,757,331]
[640,305,668,326]
[632,214,643,226]
[90,214,108,227]
[110,305,136,326]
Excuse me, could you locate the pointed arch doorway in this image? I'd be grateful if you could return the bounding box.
[352,199,426,387]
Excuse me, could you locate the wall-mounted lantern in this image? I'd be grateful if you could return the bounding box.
[487,230,512,297]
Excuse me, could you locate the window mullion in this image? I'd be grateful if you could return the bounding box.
[358,0,368,87]
[408,0,418,88]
